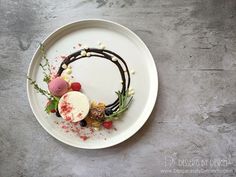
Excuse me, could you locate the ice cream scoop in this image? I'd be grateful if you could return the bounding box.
[48,77,69,97]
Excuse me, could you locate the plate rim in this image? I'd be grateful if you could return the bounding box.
[27,19,158,149]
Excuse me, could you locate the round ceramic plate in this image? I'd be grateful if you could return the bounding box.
[27,19,158,149]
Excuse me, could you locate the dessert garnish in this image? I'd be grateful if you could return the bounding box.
[28,43,134,134]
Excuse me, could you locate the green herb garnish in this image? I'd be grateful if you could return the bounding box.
[27,77,51,99]
[45,97,60,113]
[105,90,133,121]
[39,43,51,83]
[27,44,57,114]
[28,77,60,114]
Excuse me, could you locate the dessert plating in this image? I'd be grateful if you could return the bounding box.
[28,44,134,134]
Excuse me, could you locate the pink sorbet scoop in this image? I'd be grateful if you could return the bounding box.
[48,77,69,97]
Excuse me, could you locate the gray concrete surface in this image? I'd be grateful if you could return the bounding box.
[0,0,236,177]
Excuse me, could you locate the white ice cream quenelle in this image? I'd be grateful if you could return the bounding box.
[58,91,90,122]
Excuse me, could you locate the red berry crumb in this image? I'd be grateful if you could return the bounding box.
[102,121,113,129]
[80,135,88,141]
[46,100,56,113]
[71,82,81,91]
[50,109,56,113]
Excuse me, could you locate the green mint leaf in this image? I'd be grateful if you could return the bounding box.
[44,97,59,114]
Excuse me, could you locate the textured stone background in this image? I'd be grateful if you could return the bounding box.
[0,0,236,177]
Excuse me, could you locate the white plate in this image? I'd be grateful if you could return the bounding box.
[27,19,158,149]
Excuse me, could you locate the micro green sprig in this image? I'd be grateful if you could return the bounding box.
[27,44,58,114]
[105,90,133,121]
[39,43,51,83]
[27,77,51,99]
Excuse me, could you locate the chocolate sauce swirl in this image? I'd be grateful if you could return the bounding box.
[56,48,131,113]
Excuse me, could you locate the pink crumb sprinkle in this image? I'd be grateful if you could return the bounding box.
[77,113,82,118]
[65,116,71,121]
[60,56,67,60]
[61,125,68,129]
[73,122,79,126]
[80,135,89,141]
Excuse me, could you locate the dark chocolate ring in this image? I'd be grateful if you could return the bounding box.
[56,48,131,113]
